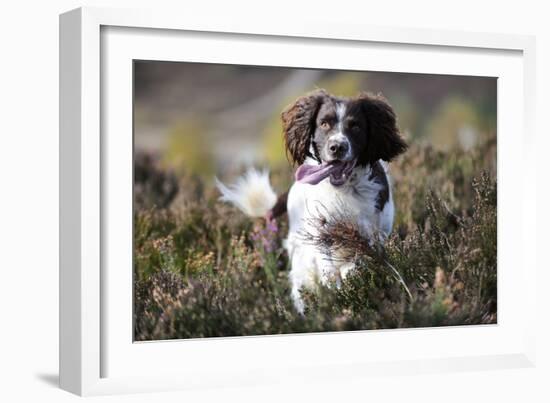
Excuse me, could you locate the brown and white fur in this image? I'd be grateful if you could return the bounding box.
[217,89,407,313]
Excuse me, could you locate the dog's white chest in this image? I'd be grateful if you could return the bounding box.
[287,167,384,237]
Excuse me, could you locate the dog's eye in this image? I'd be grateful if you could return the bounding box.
[351,124,361,132]
[320,121,331,130]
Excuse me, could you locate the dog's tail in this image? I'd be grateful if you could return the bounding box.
[215,168,277,218]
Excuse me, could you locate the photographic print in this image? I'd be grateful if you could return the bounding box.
[133,61,497,341]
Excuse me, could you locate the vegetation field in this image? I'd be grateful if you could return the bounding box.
[133,136,497,341]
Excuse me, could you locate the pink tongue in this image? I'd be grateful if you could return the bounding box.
[295,163,339,185]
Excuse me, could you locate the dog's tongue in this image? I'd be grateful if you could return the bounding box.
[295,162,340,185]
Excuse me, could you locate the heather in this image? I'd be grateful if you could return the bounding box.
[134,136,497,340]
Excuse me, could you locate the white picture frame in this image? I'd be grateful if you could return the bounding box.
[59,6,537,396]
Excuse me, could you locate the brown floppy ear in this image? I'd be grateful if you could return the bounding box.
[357,92,407,165]
[281,89,327,165]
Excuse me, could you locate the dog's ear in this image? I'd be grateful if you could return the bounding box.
[357,92,407,165]
[282,89,327,165]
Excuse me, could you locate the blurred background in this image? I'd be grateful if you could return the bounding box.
[134,61,496,178]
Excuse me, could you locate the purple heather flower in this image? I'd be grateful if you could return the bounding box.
[252,220,279,259]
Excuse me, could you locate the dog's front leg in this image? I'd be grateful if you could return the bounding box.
[339,262,356,282]
[316,255,341,288]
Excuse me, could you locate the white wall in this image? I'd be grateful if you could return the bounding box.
[1,0,548,401]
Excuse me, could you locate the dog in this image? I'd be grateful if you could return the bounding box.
[217,89,407,313]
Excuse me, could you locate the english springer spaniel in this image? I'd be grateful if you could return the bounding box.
[217,89,407,313]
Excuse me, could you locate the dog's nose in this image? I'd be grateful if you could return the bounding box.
[328,139,349,158]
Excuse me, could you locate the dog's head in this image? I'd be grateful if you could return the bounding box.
[282,89,407,186]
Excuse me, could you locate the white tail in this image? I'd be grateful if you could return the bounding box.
[215,168,277,218]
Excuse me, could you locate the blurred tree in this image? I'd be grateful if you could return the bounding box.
[163,119,214,176]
